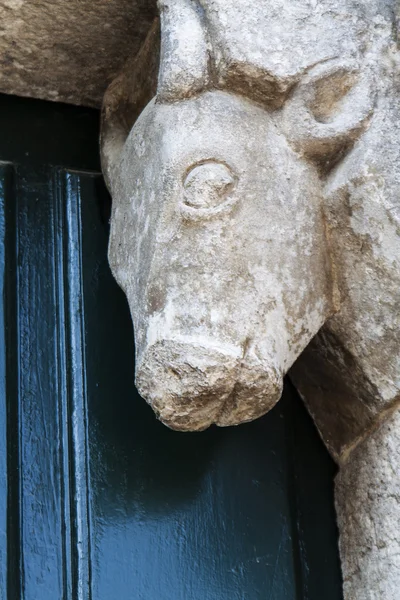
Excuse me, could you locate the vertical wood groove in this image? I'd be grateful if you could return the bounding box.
[57,170,93,600]
[0,163,21,600]
[5,166,20,600]
[52,169,73,600]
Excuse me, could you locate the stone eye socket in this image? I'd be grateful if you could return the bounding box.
[183,161,236,209]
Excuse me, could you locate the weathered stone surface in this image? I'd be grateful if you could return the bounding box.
[336,408,400,600]
[102,6,400,596]
[101,19,160,190]
[0,0,156,107]
[102,0,400,438]
[107,89,337,431]
[290,29,400,462]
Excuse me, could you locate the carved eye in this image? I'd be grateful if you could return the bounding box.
[180,161,238,221]
[183,162,235,208]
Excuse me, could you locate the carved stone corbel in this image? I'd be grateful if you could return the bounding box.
[101,2,400,598]
[336,408,400,598]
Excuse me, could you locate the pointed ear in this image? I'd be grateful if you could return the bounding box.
[157,0,210,102]
[282,59,376,171]
[100,18,160,192]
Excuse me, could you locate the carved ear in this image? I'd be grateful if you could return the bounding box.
[100,19,160,192]
[282,59,375,171]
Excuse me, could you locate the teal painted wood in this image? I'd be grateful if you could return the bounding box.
[0,163,19,600]
[0,93,343,600]
[0,165,9,599]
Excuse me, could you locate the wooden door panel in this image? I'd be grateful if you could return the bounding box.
[0,94,343,600]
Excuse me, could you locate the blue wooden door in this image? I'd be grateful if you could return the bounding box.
[0,93,343,600]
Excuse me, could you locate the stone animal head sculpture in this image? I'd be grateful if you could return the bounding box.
[101,0,400,459]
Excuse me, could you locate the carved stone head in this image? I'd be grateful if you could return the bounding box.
[101,0,400,448]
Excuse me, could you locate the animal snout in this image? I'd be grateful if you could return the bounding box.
[135,337,283,431]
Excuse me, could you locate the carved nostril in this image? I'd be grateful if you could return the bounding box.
[183,162,236,209]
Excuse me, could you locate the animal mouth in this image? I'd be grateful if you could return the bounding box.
[135,337,283,431]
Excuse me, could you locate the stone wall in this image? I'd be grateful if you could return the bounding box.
[0,0,156,107]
